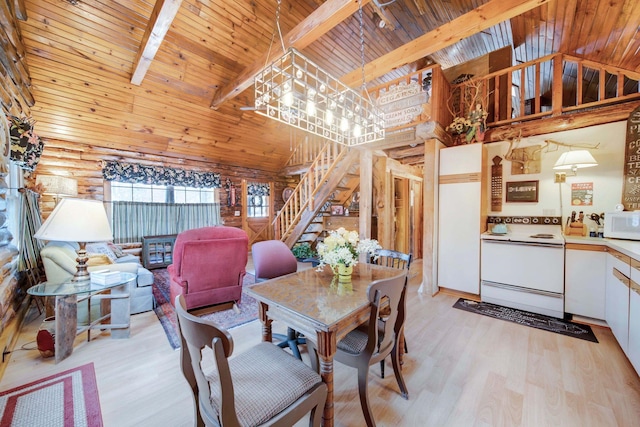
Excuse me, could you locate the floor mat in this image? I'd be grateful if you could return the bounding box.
[453,298,598,343]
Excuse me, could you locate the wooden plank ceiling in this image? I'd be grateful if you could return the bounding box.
[13,0,640,172]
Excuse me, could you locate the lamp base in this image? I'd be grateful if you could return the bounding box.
[72,242,90,284]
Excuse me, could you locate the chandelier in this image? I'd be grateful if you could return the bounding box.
[254,0,385,147]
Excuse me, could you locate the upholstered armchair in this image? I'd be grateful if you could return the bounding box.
[168,226,248,310]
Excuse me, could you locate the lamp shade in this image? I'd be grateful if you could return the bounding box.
[35,175,78,196]
[553,150,598,170]
[34,198,113,243]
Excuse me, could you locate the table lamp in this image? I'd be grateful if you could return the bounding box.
[34,198,113,283]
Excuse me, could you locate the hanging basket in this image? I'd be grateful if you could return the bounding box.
[7,115,44,172]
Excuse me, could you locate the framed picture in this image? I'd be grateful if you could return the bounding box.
[505,180,539,203]
[331,205,344,215]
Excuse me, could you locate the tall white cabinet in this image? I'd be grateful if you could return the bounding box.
[437,143,485,295]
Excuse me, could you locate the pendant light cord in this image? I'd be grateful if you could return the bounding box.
[263,0,286,70]
[358,0,374,104]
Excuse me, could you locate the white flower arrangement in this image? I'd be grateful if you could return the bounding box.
[316,227,381,269]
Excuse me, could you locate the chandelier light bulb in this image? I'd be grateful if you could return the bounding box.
[282,91,293,107]
[306,100,316,117]
[340,117,349,132]
[353,124,362,137]
[326,110,334,125]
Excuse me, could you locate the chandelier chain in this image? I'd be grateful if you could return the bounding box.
[358,0,374,104]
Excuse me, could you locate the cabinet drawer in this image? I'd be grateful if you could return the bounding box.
[631,258,640,284]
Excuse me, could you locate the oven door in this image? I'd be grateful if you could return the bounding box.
[481,239,564,293]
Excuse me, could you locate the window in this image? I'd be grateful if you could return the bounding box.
[247,182,270,218]
[248,194,269,217]
[111,182,217,203]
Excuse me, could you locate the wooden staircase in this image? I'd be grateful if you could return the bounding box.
[274,140,360,248]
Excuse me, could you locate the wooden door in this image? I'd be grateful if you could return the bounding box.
[243,180,273,247]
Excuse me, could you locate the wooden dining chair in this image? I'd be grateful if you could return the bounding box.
[252,240,306,360]
[307,273,409,427]
[174,295,327,427]
[369,249,412,378]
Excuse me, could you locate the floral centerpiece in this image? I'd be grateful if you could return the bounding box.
[316,228,381,279]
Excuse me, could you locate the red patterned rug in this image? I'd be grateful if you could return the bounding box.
[152,269,258,349]
[0,363,102,427]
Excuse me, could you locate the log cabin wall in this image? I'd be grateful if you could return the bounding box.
[29,141,296,228]
[0,0,33,375]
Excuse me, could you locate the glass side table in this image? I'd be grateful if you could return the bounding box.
[27,272,135,364]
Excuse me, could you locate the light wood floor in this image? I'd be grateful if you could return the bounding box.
[2,262,640,427]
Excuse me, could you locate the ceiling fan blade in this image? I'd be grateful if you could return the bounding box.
[239,106,266,111]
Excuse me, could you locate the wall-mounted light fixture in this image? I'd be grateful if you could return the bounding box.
[553,150,598,175]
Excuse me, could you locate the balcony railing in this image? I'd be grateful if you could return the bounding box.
[450,53,640,129]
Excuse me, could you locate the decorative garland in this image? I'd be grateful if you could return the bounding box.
[102,160,221,188]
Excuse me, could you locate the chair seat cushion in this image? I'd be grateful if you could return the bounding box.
[203,342,321,426]
[337,327,369,355]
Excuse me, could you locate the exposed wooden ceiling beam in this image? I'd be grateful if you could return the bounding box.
[341,0,552,86]
[210,0,371,110]
[131,0,184,86]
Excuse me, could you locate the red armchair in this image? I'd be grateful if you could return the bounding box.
[168,226,248,310]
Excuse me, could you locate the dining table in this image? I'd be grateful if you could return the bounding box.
[245,262,407,427]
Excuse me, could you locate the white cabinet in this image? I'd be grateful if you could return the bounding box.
[565,243,607,320]
[605,249,631,355]
[629,278,640,375]
[437,144,484,295]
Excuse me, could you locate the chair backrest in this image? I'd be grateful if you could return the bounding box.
[252,240,297,281]
[175,295,240,426]
[172,226,248,274]
[364,272,407,358]
[370,249,412,271]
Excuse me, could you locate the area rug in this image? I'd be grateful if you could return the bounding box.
[453,298,598,343]
[152,269,258,349]
[0,363,102,427]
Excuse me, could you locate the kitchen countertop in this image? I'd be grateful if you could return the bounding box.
[565,235,640,259]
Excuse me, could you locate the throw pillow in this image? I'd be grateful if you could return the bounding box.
[107,242,126,258]
[87,254,113,266]
[86,242,117,262]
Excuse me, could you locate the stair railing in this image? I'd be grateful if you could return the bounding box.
[274,140,348,242]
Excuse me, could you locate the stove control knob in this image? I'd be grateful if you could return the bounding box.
[532,217,539,223]
[544,218,550,224]
[552,218,559,224]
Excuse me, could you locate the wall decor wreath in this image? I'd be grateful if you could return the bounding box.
[6,115,44,172]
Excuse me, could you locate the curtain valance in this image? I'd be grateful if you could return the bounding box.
[102,161,221,188]
[247,182,270,196]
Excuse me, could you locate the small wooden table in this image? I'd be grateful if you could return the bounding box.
[246,263,405,427]
[28,273,135,364]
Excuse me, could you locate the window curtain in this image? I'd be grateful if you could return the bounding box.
[112,201,221,243]
[102,161,221,188]
[17,189,43,286]
[247,182,270,196]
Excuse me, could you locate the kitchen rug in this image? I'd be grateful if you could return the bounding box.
[453,298,598,343]
[152,269,258,349]
[0,363,103,426]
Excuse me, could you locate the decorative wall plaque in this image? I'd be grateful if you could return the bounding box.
[622,105,640,211]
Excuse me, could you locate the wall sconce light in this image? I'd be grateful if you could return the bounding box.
[553,150,598,175]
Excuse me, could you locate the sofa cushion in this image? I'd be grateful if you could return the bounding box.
[87,254,113,266]
[86,242,117,262]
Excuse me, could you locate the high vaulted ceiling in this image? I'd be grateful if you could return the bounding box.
[10,0,640,172]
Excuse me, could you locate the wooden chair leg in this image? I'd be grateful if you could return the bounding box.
[379,359,385,378]
[391,345,409,399]
[357,366,376,427]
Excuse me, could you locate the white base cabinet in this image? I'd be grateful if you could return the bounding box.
[629,281,640,375]
[605,249,631,356]
[565,244,607,320]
